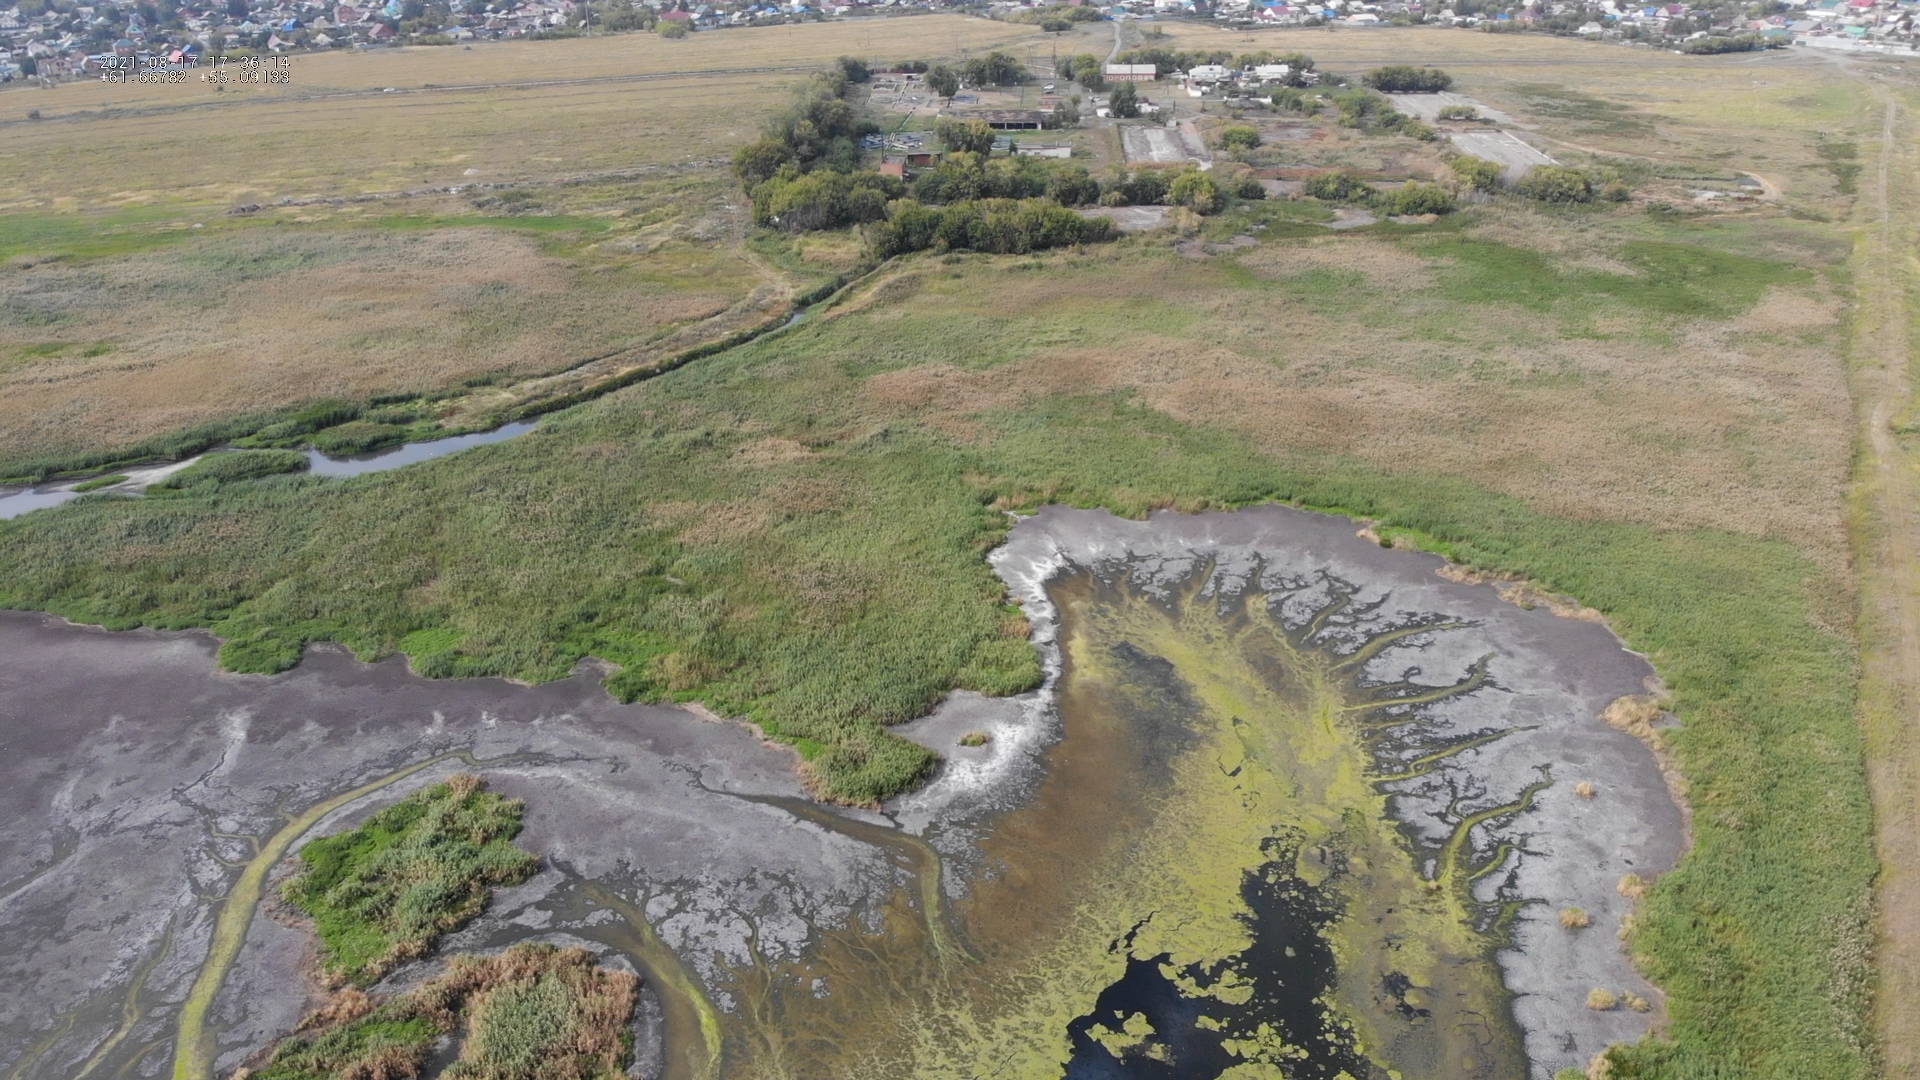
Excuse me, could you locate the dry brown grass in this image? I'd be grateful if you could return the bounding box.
[1561,907,1593,929]
[0,16,1038,210]
[1587,987,1620,1011]
[843,227,1852,553]
[1576,781,1598,799]
[0,224,768,463]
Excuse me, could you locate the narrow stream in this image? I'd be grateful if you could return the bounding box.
[0,421,538,521]
[303,421,537,478]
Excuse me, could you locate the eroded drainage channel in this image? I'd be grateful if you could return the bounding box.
[0,422,538,520]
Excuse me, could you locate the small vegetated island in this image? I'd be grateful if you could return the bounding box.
[238,775,639,1080]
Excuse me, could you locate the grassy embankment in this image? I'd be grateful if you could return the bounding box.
[279,774,541,987]
[0,202,1875,1075]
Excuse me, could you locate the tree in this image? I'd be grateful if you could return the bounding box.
[18,56,38,76]
[226,0,247,18]
[658,18,687,37]
[1449,155,1503,192]
[1304,171,1375,202]
[927,64,959,100]
[1377,181,1455,215]
[935,116,996,156]
[1514,164,1595,203]
[1073,56,1105,91]
[734,138,795,185]
[836,55,870,83]
[1109,81,1140,119]
[1168,171,1223,214]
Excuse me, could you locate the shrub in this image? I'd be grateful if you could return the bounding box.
[1515,164,1596,204]
[1377,181,1455,216]
[1683,32,1771,53]
[1218,125,1261,150]
[1168,171,1224,214]
[1450,155,1504,192]
[1304,170,1375,203]
[1436,103,1478,121]
[1270,87,1311,113]
[1046,165,1103,207]
[1109,168,1172,205]
[1363,64,1453,92]
[1397,118,1439,142]
[958,731,990,747]
[1233,175,1266,200]
[657,18,687,37]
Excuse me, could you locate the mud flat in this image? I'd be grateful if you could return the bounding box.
[0,613,909,1080]
[0,503,1682,1080]
[963,505,1685,1078]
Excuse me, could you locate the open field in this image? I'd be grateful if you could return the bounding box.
[0,17,1040,209]
[0,16,1040,470]
[0,21,1909,1080]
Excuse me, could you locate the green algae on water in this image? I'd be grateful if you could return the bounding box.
[704,567,1527,1079]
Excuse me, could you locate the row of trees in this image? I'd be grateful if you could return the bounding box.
[1449,157,1634,203]
[1361,65,1454,93]
[1304,172,1459,216]
[872,198,1116,257]
[734,59,1116,257]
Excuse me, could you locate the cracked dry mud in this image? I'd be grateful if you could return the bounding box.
[0,504,1682,1080]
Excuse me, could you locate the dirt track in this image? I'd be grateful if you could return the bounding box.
[1844,57,1920,1078]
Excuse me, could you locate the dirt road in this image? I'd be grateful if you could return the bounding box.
[1848,62,1920,1078]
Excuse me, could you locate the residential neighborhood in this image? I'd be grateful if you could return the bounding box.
[2,0,1918,85]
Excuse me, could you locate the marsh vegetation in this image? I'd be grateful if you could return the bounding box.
[280,774,541,987]
[0,19,1897,1079]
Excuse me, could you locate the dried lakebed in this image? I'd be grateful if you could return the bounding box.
[0,504,1681,1080]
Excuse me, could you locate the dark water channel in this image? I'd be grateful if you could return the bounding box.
[1065,835,1376,1080]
